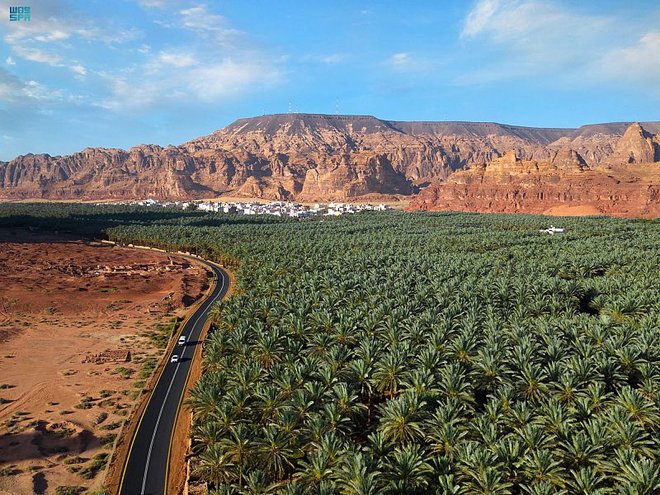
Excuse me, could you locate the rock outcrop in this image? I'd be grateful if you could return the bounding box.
[0,114,659,217]
[409,132,660,218]
[611,122,659,164]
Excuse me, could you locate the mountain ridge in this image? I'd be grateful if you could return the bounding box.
[1,113,659,217]
[5,113,660,162]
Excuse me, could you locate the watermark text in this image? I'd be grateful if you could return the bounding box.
[9,6,30,22]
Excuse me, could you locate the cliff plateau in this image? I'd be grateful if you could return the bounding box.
[1,114,659,217]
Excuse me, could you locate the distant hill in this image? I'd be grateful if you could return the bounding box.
[0,113,659,216]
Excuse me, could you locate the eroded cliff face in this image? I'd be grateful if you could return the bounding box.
[409,145,660,218]
[0,114,659,217]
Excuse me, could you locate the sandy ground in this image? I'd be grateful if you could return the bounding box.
[0,229,209,495]
[543,204,602,216]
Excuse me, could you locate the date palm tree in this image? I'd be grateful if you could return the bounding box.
[194,444,236,487]
[383,444,433,494]
[86,206,660,493]
[378,392,427,446]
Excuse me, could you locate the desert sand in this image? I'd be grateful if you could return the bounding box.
[0,229,209,495]
[543,204,602,216]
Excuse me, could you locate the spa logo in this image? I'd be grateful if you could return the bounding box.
[9,6,30,21]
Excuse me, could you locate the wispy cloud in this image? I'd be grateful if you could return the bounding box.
[389,52,411,67]
[598,32,660,86]
[137,0,178,8]
[460,0,612,81]
[0,67,62,103]
[22,80,63,100]
[382,52,438,74]
[158,50,198,67]
[319,54,346,64]
[3,2,140,75]
[176,4,242,46]
[70,64,87,76]
[190,59,281,100]
[94,3,283,110]
[179,5,226,31]
[34,30,71,43]
[11,46,62,66]
[458,0,659,90]
[100,56,281,109]
[296,53,348,65]
[462,0,500,38]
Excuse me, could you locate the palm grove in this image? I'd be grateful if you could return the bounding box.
[1,204,658,494]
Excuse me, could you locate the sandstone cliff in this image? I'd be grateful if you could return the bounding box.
[0,114,659,217]
[409,127,660,218]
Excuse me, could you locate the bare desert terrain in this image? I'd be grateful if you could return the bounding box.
[0,229,209,495]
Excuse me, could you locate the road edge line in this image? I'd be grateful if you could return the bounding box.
[106,247,217,495]
[164,266,226,494]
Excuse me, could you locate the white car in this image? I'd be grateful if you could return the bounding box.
[178,335,187,346]
[170,355,179,363]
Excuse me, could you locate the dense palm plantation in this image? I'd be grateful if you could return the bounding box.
[1,204,659,493]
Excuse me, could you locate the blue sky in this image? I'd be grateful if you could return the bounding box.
[1,0,659,160]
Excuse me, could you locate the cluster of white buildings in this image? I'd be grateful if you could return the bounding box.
[99,199,391,218]
[133,199,193,208]
[196,201,390,218]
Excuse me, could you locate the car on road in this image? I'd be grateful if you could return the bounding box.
[170,355,179,363]
[178,335,187,345]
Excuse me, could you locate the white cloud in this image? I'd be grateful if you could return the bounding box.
[158,51,197,67]
[95,3,283,110]
[189,59,281,100]
[598,32,660,86]
[73,27,140,45]
[4,17,138,48]
[5,57,15,66]
[390,52,411,66]
[458,0,660,89]
[175,4,242,46]
[23,80,63,100]
[1,1,284,115]
[461,0,611,60]
[12,46,62,66]
[462,0,500,38]
[297,53,347,65]
[70,64,87,76]
[385,52,433,73]
[100,56,282,110]
[0,69,62,103]
[137,0,173,7]
[34,30,71,43]
[319,54,346,64]
[179,5,238,35]
[3,5,140,73]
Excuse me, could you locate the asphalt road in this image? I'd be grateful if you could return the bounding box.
[119,261,229,495]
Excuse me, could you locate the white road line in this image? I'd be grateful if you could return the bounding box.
[140,360,180,494]
[139,267,226,494]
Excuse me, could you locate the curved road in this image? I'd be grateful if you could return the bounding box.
[119,260,229,495]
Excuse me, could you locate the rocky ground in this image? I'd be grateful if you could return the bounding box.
[0,229,208,495]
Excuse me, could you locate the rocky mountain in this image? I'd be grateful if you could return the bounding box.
[0,114,659,216]
[409,129,660,218]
